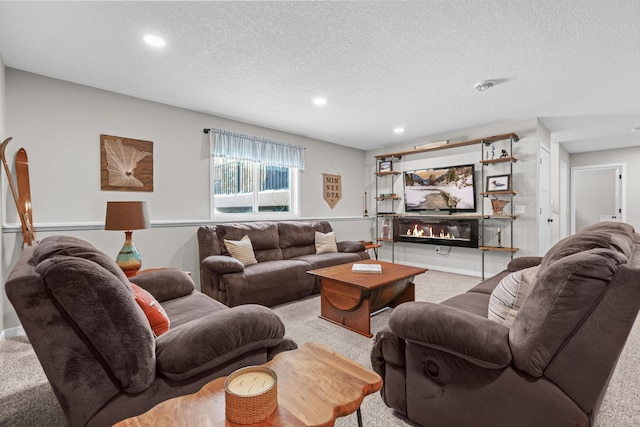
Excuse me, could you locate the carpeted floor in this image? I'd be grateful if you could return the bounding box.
[0,335,66,427]
[1,270,638,426]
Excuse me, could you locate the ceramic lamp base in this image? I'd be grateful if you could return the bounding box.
[116,231,142,277]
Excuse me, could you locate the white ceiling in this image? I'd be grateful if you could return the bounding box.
[0,1,639,153]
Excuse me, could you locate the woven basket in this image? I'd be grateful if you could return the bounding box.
[225,366,278,424]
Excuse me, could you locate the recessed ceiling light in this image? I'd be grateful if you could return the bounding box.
[631,127,640,132]
[474,80,495,92]
[313,98,327,106]
[394,127,405,134]
[144,34,165,47]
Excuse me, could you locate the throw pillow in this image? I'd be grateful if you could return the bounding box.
[488,266,540,327]
[315,231,338,254]
[224,235,258,266]
[131,283,171,337]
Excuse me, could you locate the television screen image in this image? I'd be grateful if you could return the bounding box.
[403,164,476,212]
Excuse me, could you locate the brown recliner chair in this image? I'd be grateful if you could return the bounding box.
[5,236,297,427]
[372,222,640,426]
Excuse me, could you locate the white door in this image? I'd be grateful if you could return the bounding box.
[571,164,623,234]
[538,145,552,255]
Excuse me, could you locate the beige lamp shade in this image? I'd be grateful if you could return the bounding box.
[105,201,150,231]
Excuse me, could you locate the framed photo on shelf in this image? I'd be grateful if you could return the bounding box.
[378,160,392,173]
[486,174,511,192]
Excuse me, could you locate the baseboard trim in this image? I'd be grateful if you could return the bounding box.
[382,260,484,278]
[1,326,26,339]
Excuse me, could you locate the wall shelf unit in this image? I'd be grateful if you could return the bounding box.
[480,156,519,165]
[373,132,520,277]
[478,246,519,252]
[374,170,401,261]
[479,134,519,278]
[480,190,518,196]
[375,133,519,160]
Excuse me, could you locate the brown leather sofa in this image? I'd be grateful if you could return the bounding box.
[371,222,640,426]
[4,236,297,427]
[197,220,369,307]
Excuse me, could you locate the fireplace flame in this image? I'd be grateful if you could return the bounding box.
[407,224,425,237]
[396,218,477,248]
[405,224,455,239]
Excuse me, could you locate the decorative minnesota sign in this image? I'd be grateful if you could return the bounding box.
[100,134,153,192]
[323,173,342,209]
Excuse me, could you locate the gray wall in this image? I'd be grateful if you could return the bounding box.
[2,69,372,330]
[0,56,5,332]
[571,146,640,230]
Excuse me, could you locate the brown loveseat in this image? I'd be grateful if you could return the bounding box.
[371,222,640,426]
[197,220,369,307]
[4,236,297,427]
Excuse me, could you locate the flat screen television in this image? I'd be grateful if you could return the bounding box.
[403,163,476,212]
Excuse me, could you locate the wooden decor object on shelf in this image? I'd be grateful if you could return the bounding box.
[491,198,510,215]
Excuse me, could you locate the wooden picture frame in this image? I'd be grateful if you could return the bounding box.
[100,134,153,192]
[379,160,392,173]
[486,174,511,192]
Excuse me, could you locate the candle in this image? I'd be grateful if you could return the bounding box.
[227,371,275,396]
[225,366,278,423]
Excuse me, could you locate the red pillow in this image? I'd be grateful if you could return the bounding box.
[131,283,170,337]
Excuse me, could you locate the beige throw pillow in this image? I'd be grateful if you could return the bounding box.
[315,231,338,254]
[488,265,539,327]
[224,235,258,266]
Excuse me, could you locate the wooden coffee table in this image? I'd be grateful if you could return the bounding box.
[114,342,382,427]
[308,260,427,337]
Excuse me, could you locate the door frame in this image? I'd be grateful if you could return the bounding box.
[570,163,625,234]
[538,144,552,255]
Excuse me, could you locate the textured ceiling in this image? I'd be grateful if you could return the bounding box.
[0,1,638,153]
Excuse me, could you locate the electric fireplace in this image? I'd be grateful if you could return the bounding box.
[394,217,479,248]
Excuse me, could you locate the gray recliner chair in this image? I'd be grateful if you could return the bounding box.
[5,235,297,427]
[372,222,640,426]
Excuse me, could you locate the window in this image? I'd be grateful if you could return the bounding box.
[212,158,295,214]
[207,129,304,217]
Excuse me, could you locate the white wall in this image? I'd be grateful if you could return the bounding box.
[570,146,640,230]
[365,119,541,278]
[0,56,6,332]
[2,69,372,329]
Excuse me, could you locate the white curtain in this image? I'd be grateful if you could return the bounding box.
[208,128,305,170]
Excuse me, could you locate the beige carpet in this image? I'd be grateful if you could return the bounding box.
[1,270,638,426]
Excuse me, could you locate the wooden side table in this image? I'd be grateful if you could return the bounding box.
[360,241,383,260]
[114,342,382,427]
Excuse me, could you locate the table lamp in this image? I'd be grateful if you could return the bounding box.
[105,201,150,277]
